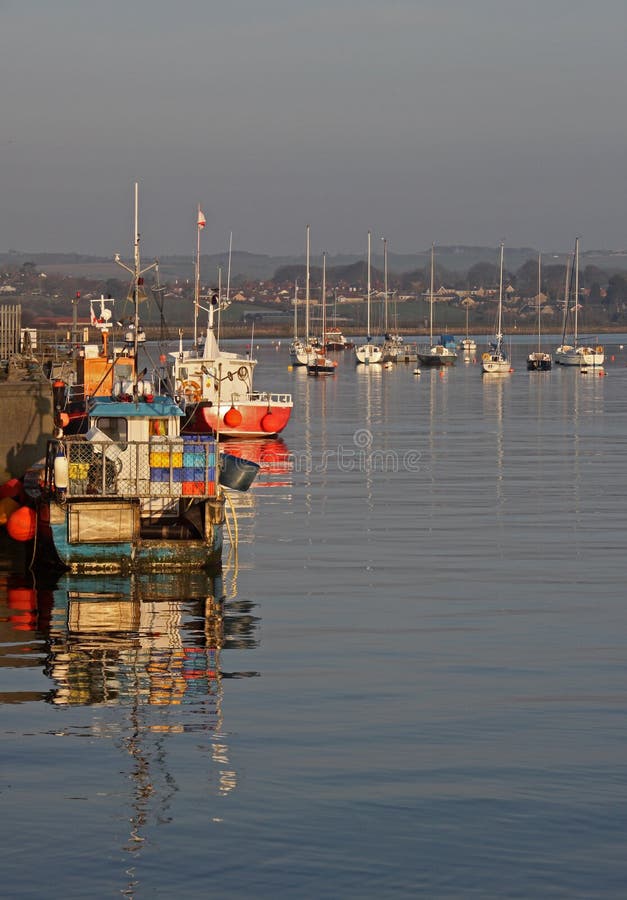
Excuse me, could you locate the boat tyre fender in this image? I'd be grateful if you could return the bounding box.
[181,380,201,402]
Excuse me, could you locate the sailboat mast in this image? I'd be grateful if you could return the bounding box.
[382,237,388,333]
[321,252,327,346]
[293,278,298,340]
[367,230,371,338]
[574,236,579,347]
[305,224,310,345]
[537,251,542,352]
[497,242,504,348]
[429,242,435,345]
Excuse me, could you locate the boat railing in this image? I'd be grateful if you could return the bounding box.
[233,391,292,404]
[47,436,219,500]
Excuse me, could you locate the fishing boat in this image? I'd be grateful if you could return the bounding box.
[555,237,604,367]
[481,243,512,375]
[527,252,552,371]
[169,213,293,438]
[290,225,320,366]
[50,294,140,435]
[307,253,338,375]
[354,231,383,365]
[418,244,458,367]
[18,186,258,574]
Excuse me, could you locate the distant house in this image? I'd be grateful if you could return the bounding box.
[0,285,17,294]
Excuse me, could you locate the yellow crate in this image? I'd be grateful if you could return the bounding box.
[69,462,90,480]
[149,452,183,467]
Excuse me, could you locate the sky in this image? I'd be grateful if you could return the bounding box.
[2,0,627,261]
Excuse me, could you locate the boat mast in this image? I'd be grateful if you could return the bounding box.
[194,204,202,351]
[367,230,371,339]
[429,242,435,346]
[497,241,504,352]
[537,251,542,352]
[573,236,579,348]
[382,237,388,334]
[293,278,298,341]
[114,182,157,378]
[321,252,327,346]
[305,224,310,346]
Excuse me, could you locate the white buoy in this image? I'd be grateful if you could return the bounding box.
[413,368,421,376]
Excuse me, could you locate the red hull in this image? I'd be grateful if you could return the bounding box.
[183,400,292,438]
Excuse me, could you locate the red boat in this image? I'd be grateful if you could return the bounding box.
[170,306,293,438]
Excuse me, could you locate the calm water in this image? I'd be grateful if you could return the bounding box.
[2,336,627,898]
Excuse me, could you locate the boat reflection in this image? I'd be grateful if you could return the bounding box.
[37,571,260,708]
[221,436,292,487]
[0,571,260,708]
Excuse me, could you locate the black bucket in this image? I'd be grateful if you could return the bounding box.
[219,453,260,492]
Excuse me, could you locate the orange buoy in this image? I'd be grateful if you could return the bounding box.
[7,506,37,542]
[0,478,23,500]
[8,587,37,611]
[59,412,70,427]
[0,496,20,525]
[261,411,281,433]
[224,406,243,428]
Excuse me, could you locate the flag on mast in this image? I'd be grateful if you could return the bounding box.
[197,206,206,230]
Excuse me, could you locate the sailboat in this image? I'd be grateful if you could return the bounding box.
[380,237,404,362]
[481,242,512,375]
[527,252,552,371]
[555,237,604,367]
[290,225,320,366]
[354,231,383,365]
[307,253,338,375]
[458,298,477,353]
[418,244,458,366]
[169,214,293,438]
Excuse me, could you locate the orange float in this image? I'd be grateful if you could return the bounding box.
[7,506,37,542]
[261,411,281,433]
[224,406,243,428]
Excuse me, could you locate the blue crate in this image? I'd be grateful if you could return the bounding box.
[149,467,170,482]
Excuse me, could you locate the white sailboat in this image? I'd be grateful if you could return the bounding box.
[527,252,552,371]
[355,231,383,365]
[307,253,338,375]
[290,224,320,366]
[555,237,604,367]
[380,237,404,362]
[418,243,458,366]
[458,298,477,353]
[481,242,512,375]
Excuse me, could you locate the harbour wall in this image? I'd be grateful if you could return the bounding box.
[0,382,54,482]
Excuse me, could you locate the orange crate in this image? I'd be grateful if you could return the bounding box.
[182,481,206,496]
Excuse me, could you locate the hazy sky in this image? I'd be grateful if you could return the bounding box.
[2,0,627,259]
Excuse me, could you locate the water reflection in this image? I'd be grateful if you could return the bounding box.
[0,568,260,891]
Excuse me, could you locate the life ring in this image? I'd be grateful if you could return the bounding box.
[596,346,603,354]
[181,379,201,402]
[482,352,491,361]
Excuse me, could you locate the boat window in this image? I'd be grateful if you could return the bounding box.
[150,419,168,437]
[95,416,128,444]
[179,367,188,381]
